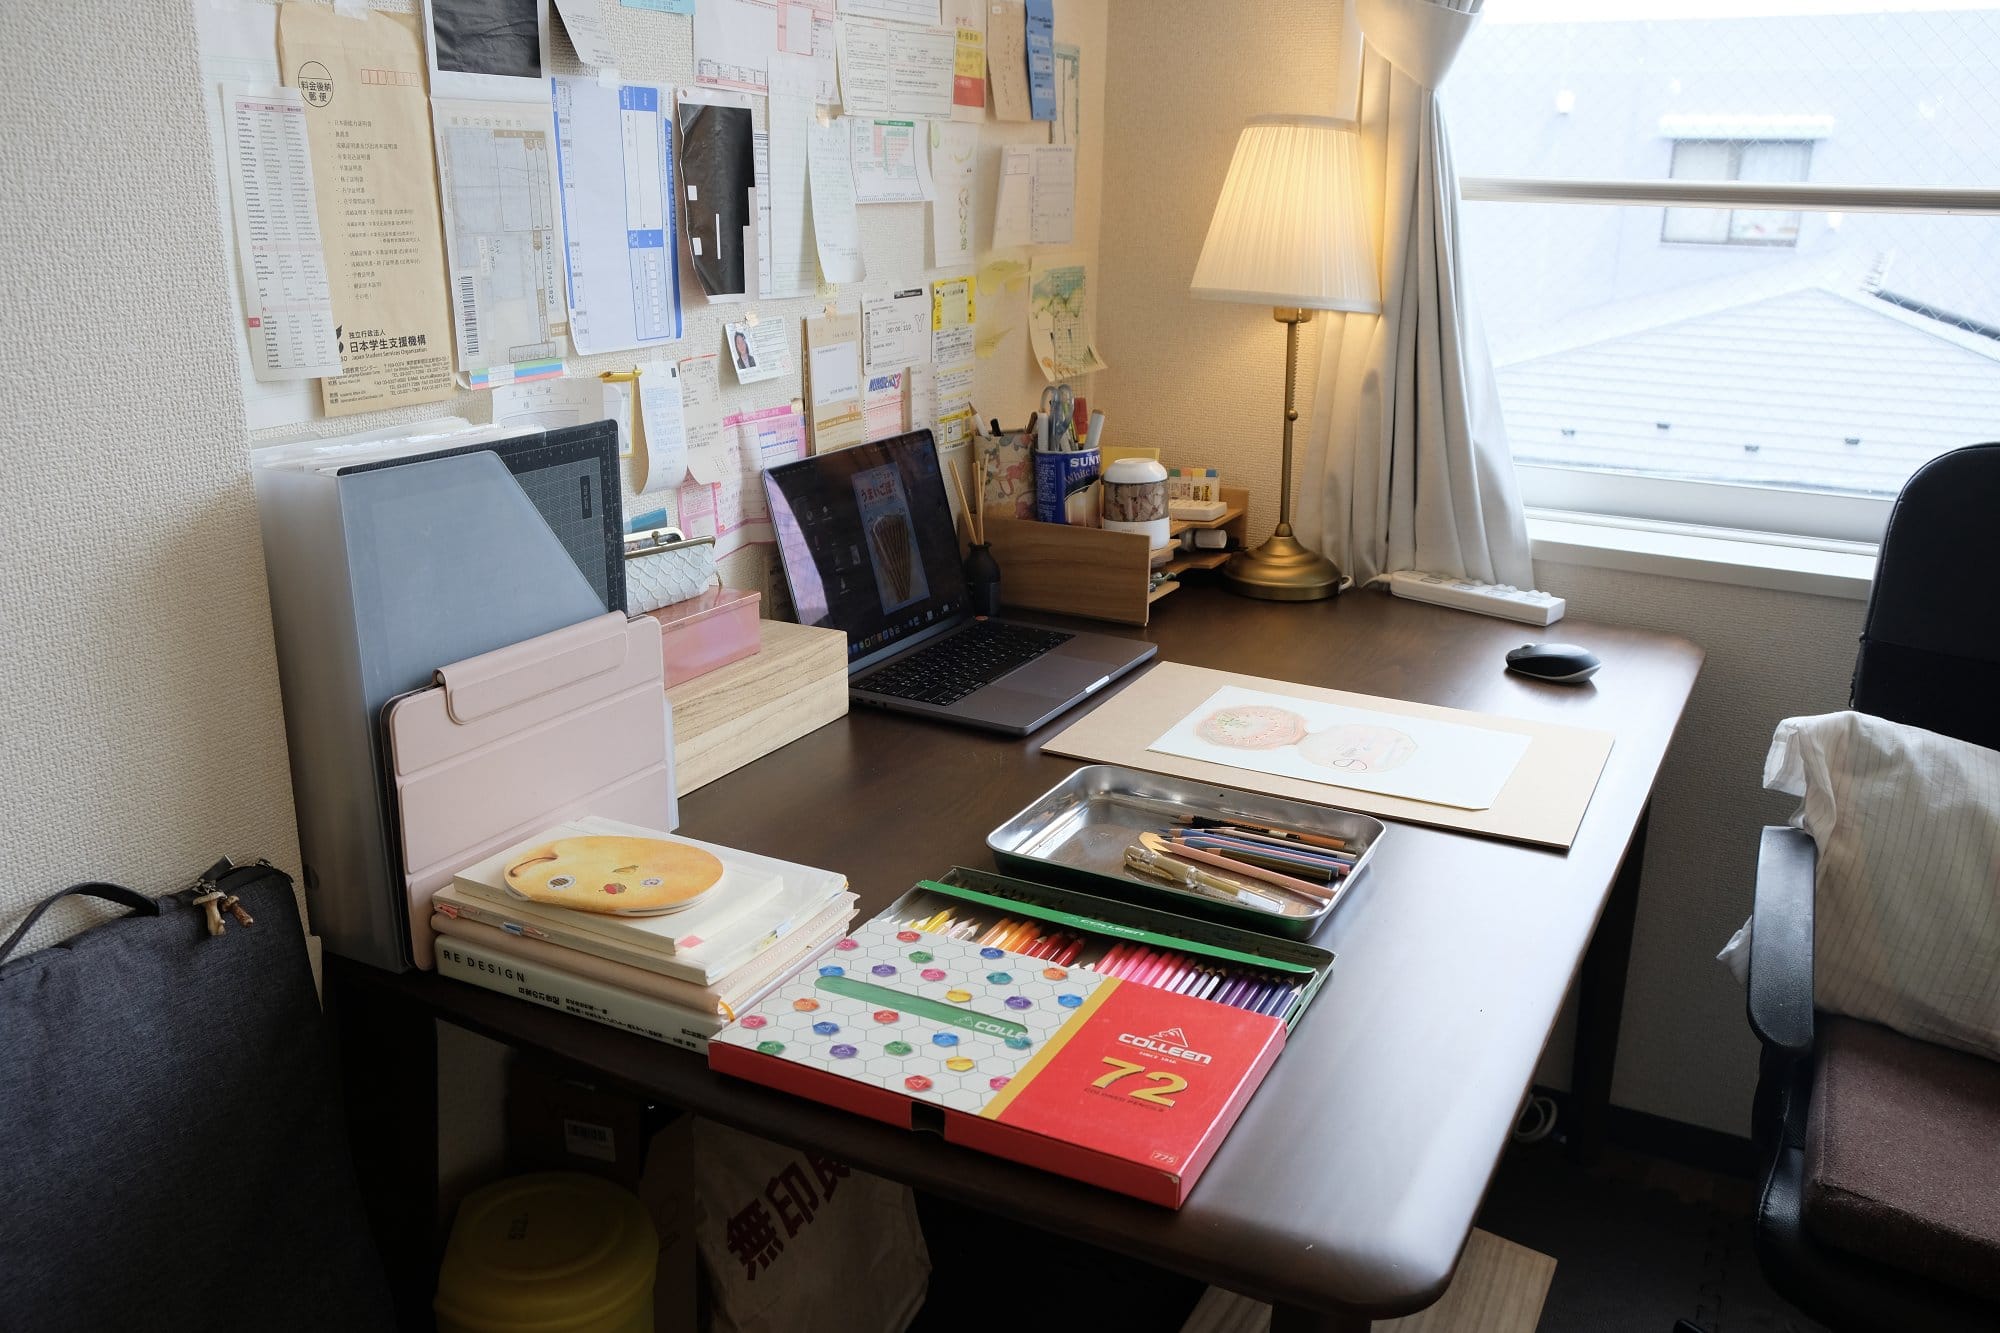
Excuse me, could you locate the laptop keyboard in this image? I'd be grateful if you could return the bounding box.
[856,621,1076,707]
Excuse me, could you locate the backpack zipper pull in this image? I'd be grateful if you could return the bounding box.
[191,888,226,937]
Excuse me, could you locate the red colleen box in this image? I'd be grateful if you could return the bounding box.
[709,911,1287,1207]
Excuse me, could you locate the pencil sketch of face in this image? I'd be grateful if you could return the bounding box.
[1300,723,1417,773]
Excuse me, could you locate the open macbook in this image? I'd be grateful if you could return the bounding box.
[764,431,1157,735]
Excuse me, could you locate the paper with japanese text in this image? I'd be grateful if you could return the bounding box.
[992,143,1074,247]
[635,361,691,494]
[806,117,865,283]
[1024,0,1055,121]
[433,97,570,385]
[727,318,791,384]
[929,274,976,446]
[221,85,341,381]
[678,353,728,485]
[985,0,1031,122]
[806,310,864,451]
[862,287,930,374]
[555,78,684,354]
[849,118,932,203]
[946,0,986,122]
[837,17,956,121]
[277,3,457,416]
[764,55,820,299]
[693,0,837,105]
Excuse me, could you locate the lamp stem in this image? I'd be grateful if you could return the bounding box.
[1275,308,1306,535]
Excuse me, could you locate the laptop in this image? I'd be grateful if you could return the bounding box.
[764,431,1157,735]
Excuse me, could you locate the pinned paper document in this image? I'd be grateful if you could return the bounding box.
[806,117,866,283]
[863,287,931,375]
[555,78,684,352]
[993,144,1075,248]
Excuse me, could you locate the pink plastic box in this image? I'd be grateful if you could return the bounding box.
[644,587,762,687]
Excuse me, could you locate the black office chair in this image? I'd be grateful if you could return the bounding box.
[1744,442,2000,1332]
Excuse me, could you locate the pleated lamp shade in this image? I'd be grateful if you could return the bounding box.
[1190,116,1380,313]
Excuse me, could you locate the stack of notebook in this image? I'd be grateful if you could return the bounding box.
[430,815,854,1053]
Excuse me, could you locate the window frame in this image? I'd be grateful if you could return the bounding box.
[1458,176,2000,542]
[1661,139,1812,247]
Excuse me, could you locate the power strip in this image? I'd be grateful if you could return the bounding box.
[1387,571,1566,626]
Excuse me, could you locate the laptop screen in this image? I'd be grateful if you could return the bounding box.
[764,431,970,667]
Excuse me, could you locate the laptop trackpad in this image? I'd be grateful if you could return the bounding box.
[994,654,1108,700]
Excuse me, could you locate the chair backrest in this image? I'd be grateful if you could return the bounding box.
[1852,441,2000,750]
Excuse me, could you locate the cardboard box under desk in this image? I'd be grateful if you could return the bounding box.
[666,618,847,796]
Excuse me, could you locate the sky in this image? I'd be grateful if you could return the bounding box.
[1488,0,2000,21]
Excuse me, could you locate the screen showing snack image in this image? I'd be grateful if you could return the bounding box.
[852,461,932,615]
[503,835,724,915]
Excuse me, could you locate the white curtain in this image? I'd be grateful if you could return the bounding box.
[1297,0,1534,589]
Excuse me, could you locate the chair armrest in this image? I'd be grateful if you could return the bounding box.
[1748,825,1816,1057]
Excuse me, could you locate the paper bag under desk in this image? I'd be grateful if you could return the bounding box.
[1040,661,1614,850]
[385,612,678,968]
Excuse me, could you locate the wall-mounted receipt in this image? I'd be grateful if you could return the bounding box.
[862,286,930,374]
[634,361,690,493]
[837,17,957,121]
[551,0,620,68]
[554,79,684,354]
[764,54,820,299]
[221,85,341,381]
[678,353,729,485]
[849,118,933,204]
[806,309,864,452]
[433,98,570,378]
[806,117,866,283]
[992,143,1074,247]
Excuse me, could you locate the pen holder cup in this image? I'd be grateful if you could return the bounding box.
[1032,447,1101,526]
[964,543,1002,617]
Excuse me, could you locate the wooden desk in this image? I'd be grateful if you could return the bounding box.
[329,584,1701,1331]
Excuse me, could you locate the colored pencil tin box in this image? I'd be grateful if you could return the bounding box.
[987,765,1385,939]
[709,868,1334,1207]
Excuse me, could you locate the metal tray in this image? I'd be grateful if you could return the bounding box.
[987,764,1385,939]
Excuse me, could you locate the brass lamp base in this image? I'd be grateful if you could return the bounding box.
[1222,528,1343,601]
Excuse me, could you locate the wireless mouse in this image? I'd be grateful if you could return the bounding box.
[1505,642,1601,684]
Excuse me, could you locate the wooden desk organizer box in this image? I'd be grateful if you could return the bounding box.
[984,486,1249,626]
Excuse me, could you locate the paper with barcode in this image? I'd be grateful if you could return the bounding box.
[432,97,571,381]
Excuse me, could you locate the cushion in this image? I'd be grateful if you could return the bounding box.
[1803,1016,2000,1302]
[1765,710,2000,1061]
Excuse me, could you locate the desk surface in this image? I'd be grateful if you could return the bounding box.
[359,584,1701,1320]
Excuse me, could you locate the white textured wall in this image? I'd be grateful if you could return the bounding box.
[1528,565,1865,1133]
[1096,0,1348,545]
[1093,0,1869,1137]
[0,0,302,949]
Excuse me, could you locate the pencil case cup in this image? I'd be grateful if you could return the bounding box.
[1032,446,1101,525]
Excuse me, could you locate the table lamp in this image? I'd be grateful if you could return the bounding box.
[1190,115,1379,600]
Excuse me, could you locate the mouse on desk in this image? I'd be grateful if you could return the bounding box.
[1505,642,1602,684]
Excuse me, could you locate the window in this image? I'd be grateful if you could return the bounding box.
[1442,2,2000,543]
[1662,140,1812,245]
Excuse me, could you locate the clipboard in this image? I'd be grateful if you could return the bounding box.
[384,612,678,968]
